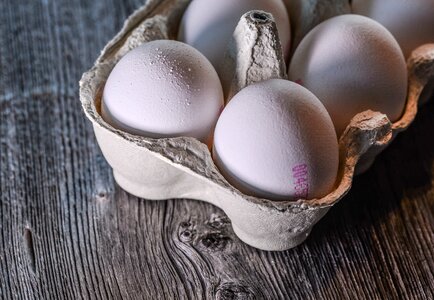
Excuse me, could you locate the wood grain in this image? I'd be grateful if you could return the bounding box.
[0,0,433,299]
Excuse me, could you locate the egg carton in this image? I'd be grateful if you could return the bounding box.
[79,0,434,251]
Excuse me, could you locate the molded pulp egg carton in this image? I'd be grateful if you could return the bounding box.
[79,0,434,251]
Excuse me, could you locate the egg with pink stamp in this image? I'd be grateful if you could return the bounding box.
[213,79,339,201]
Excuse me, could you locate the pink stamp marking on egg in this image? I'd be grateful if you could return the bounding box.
[292,164,309,199]
[295,79,304,86]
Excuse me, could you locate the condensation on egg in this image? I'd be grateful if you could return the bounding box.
[213,79,339,201]
[101,40,224,143]
[178,0,291,74]
[352,0,434,58]
[289,14,408,136]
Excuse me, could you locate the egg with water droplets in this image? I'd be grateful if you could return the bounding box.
[213,79,339,201]
[289,15,408,136]
[101,40,224,144]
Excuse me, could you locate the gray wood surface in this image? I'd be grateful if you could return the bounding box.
[1,0,433,299]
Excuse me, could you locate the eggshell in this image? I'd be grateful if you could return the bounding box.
[352,0,434,58]
[178,0,291,72]
[288,15,408,136]
[281,0,351,54]
[213,79,339,201]
[101,39,224,143]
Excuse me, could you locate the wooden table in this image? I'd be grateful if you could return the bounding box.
[1,0,433,299]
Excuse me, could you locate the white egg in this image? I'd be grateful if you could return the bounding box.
[101,40,224,143]
[178,0,291,72]
[288,15,408,136]
[352,0,434,58]
[213,79,338,201]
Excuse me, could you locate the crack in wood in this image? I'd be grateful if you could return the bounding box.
[23,227,36,273]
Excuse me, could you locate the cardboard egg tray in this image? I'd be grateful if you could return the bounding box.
[79,0,434,250]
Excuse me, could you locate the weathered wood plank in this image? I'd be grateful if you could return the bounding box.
[0,0,433,299]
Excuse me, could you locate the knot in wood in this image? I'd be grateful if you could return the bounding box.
[178,220,196,243]
[206,215,230,230]
[216,282,258,300]
[200,232,230,251]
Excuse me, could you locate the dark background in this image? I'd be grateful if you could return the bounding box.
[0,0,433,299]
